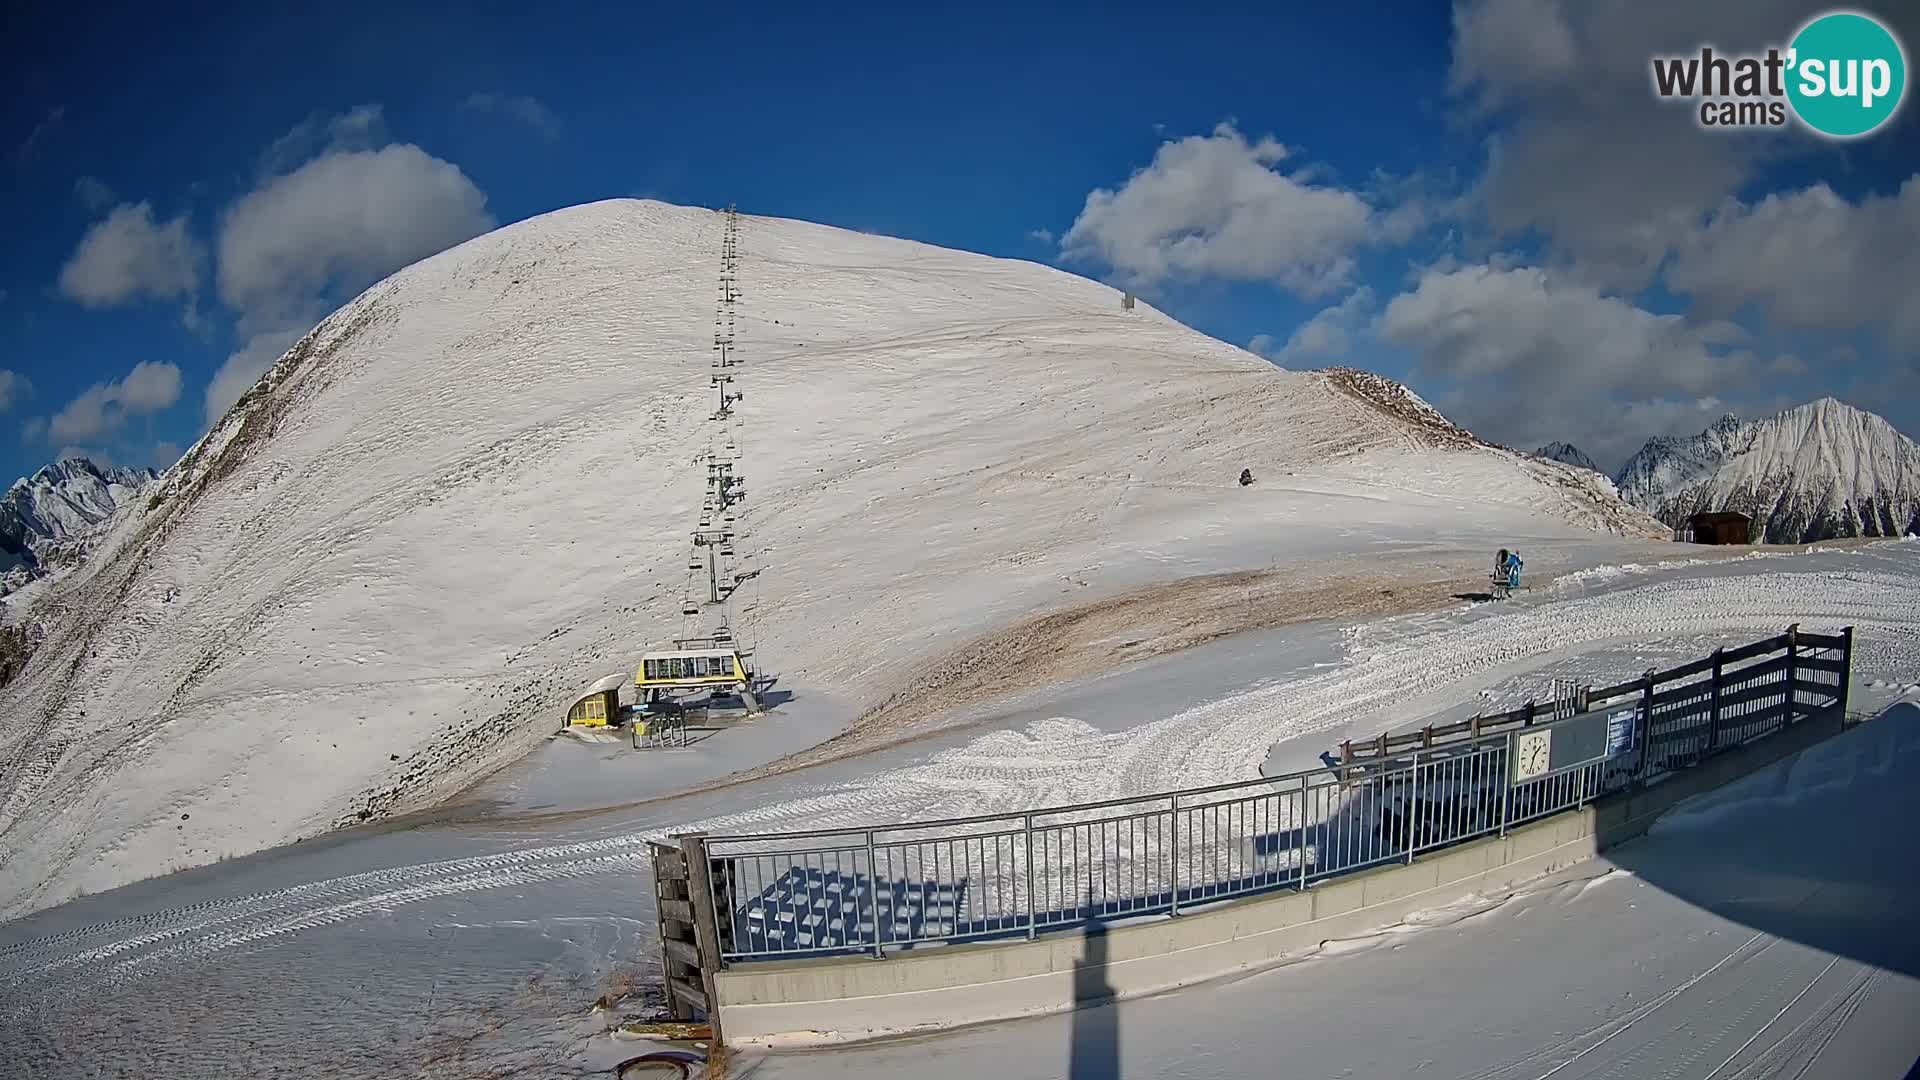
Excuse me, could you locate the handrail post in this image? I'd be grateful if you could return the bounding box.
[1840,625,1855,718]
[1783,623,1799,730]
[1635,669,1656,785]
[1706,647,1725,754]
[1497,740,1511,838]
[864,830,883,959]
[1023,814,1037,940]
[1169,794,1182,917]
[1296,783,1309,891]
[1405,751,1420,863]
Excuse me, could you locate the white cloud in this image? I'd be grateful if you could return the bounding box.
[0,370,26,413]
[56,445,111,466]
[58,202,204,308]
[217,144,494,327]
[258,104,389,179]
[1250,287,1377,366]
[1028,227,1055,244]
[73,175,115,210]
[204,328,302,425]
[460,93,560,138]
[1061,122,1377,297]
[46,361,183,444]
[1376,264,1751,463]
[149,441,184,469]
[1667,177,1920,346]
[1447,0,1818,290]
[11,105,65,167]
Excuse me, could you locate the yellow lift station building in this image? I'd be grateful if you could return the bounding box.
[565,672,627,728]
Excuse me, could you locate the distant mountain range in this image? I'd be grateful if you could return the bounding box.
[1534,442,1602,474]
[1,457,158,593]
[1613,399,1920,544]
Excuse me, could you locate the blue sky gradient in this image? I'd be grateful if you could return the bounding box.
[4,0,1917,483]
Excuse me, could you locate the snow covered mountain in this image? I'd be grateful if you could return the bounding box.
[0,199,1660,916]
[1,458,158,588]
[1535,442,1602,475]
[1616,400,1920,543]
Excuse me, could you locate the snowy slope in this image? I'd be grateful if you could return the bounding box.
[0,458,157,586]
[0,199,1658,916]
[1536,441,1601,474]
[1617,400,1920,543]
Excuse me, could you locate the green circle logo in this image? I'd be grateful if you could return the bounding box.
[1787,11,1908,137]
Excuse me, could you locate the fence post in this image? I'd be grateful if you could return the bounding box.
[864,830,883,959]
[1405,752,1420,863]
[1169,794,1182,917]
[1635,669,1657,785]
[1296,785,1309,891]
[1023,814,1037,940]
[678,832,724,1039]
[1783,623,1799,730]
[1840,625,1855,718]
[1497,740,1512,839]
[1706,648,1725,753]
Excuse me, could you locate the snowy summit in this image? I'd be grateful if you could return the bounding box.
[1616,399,1920,544]
[1,457,157,591]
[0,199,1661,916]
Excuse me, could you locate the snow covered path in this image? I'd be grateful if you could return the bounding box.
[744,703,1920,1080]
[2,544,1917,1078]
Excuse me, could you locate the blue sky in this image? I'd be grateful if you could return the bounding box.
[3,0,1917,485]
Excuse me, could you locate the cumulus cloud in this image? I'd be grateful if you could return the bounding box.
[1250,287,1377,366]
[46,361,183,444]
[204,328,302,425]
[1027,227,1055,244]
[73,175,115,210]
[1061,122,1378,297]
[58,202,204,307]
[1667,178,1920,346]
[217,143,494,328]
[460,93,560,138]
[1448,0,1819,290]
[1376,264,1753,464]
[0,370,27,413]
[258,104,389,179]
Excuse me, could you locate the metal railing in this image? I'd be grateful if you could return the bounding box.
[671,626,1851,965]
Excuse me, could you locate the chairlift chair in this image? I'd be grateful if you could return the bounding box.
[681,599,699,615]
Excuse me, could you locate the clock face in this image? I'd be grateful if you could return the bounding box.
[1514,730,1553,781]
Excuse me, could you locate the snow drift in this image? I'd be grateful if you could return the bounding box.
[1617,399,1920,543]
[0,199,1657,917]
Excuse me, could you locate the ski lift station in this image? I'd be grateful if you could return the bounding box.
[563,672,626,729]
[636,636,759,712]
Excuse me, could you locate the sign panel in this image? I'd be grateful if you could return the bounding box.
[1606,706,1638,760]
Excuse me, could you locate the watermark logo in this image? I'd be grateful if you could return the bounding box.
[1650,9,1907,138]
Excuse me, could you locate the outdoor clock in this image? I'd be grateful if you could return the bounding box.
[1512,729,1553,782]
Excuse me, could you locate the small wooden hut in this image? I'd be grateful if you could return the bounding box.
[1687,511,1752,545]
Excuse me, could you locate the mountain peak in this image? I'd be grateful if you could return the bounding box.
[1534,442,1602,474]
[1,456,159,586]
[1615,397,1920,543]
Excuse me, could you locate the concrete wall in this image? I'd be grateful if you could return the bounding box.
[714,708,1847,1047]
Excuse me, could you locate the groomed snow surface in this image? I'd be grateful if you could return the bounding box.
[0,199,1649,919]
[2,541,1917,1079]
